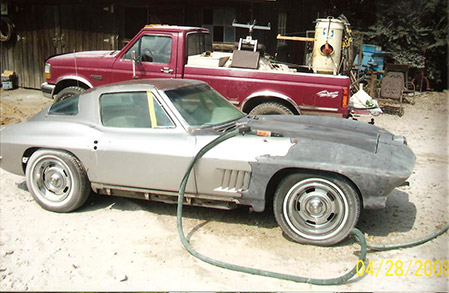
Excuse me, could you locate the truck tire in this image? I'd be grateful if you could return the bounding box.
[54,86,85,103]
[249,102,294,115]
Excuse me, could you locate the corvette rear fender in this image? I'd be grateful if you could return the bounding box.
[21,147,88,178]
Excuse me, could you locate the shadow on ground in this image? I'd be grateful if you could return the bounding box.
[80,191,279,229]
[357,189,416,236]
[17,178,417,241]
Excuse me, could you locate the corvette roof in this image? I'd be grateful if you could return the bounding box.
[86,78,206,95]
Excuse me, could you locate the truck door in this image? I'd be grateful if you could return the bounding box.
[111,33,177,82]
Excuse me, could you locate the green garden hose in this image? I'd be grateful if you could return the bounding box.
[366,223,449,251]
[176,127,448,285]
[176,129,367,285]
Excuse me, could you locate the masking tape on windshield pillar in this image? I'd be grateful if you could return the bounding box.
[147,91,158,128]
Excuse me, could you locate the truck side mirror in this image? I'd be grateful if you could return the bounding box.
[131,50,140,64]
[131,50,138,79]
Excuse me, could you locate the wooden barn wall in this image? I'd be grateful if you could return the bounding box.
[0,1,277,90]
[1,4,119,89]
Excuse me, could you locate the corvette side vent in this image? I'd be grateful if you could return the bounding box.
[217,169,251,193]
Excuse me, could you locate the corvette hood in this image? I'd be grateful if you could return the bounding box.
[246,115,394,153]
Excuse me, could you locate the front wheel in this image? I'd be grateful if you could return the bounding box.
[273,173,360,246]
[25,149,91,212]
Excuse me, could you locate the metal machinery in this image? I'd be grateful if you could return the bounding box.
[230,20,271,69]
[312,17,345,75]
[352,44,416,116]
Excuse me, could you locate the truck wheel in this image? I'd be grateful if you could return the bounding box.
[54,86,85,103]
[25,149,91,212]
[273,173,360,246]
[249,102,294,115]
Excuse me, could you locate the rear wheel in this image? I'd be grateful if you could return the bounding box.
[273,173,360,246]
[25,149,91,212]
[249,102,294,115]
[54,86,85,103]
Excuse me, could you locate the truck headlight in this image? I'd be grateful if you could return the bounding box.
[44,63,51,79]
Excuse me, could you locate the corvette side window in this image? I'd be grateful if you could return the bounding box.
[100,91,174,128]
[48,95,79,115]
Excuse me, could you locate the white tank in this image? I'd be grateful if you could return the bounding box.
[312,17,344,75]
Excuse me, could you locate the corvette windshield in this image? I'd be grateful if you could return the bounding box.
[165,84,244,127]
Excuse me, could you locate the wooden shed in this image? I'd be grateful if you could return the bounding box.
[1,0,326,89]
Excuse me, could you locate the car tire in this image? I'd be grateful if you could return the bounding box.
[273,172,360,246]
[54,86,85,103]
[25,149,91,212]
[249,102,294,115]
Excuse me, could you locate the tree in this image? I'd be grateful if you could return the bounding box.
[360,0,448,89]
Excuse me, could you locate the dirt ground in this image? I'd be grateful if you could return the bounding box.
[0,88,448,291]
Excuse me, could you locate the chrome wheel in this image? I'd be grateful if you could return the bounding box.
[283,178,348,240]
[274,173,360,245]
[26,149,91,212]
[31,156,73,204]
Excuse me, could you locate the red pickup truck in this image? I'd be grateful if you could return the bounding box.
[41,25,350,117]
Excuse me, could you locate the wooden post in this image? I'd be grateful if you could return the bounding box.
[276,34,315,42]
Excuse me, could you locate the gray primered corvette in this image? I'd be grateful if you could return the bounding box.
[0,79,415,245]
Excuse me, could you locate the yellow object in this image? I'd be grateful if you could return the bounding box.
[1,70,15,77]
[145,24,171,28]
[147,91,158,128]
[276,34,314,42]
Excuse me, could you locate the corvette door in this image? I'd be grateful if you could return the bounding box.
[94,90,196,193]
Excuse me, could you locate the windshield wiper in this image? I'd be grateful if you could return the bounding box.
[211,116,249,132]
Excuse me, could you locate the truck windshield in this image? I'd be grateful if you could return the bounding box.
[165,84,244,127]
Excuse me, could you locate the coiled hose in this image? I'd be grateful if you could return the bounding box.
[176,129,367,285]
[0,17,15,42]
[176,127,448,284]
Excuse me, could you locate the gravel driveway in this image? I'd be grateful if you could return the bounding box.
[0,88,448,291]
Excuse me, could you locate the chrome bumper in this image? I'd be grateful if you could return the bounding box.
[41,82,55,99]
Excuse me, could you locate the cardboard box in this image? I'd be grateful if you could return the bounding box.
[1,70,17,90]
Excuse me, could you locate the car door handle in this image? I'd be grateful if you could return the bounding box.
[161,67,174,74]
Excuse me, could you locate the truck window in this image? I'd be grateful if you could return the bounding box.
[123,35,172,64]
[186,33,212,56]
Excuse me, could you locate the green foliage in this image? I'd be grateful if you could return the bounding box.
[362,0,448,88]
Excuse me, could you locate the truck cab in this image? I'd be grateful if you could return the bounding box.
[42,25,351,118]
